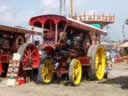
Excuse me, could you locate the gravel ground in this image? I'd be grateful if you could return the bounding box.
[0,63,128,96]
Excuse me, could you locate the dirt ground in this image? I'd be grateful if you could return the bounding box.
[0,63,128,96]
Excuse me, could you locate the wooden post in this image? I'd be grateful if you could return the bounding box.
[70,0,74,17]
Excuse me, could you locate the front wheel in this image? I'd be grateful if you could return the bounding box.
[69,59,82,86]
[40,57,54,84]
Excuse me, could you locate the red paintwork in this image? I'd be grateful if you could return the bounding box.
[43,46,54,56]
[0,54,10,64]
[78,57,90,65]
[21,44,40,69]
[30,15,67,26]
[0,63,2,75]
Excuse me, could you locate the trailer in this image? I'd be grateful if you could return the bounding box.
[29,14,107,86]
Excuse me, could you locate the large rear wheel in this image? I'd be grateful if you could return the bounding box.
[18,43,40,70]
[69,59,82,86]
[95,47,106,80]
[87,45,106,80]
[18,43,40,81]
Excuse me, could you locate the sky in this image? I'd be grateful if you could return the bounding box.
[0,0,128,41]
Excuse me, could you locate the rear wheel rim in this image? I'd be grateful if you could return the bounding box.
[95,47,105,80]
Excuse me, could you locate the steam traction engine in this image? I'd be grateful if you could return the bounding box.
[30,15,107,86]
[0,25,40,82]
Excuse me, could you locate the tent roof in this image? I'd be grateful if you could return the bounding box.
[119,42,128,47]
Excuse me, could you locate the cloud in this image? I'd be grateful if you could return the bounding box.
[39,0,59,14]
[40,0,58,8]
[40,0,54,6]
[0,5,18,25]
[0,3,33,27]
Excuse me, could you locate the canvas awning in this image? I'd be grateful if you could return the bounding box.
[119,42,128,47]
